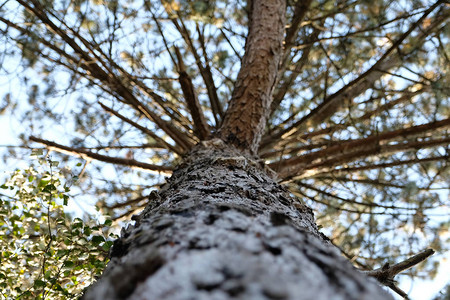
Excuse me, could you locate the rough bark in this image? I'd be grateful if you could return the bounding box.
[219,0,285,154]
[83,140,392,300]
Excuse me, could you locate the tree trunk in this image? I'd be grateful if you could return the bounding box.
[218,0,285,154]
[83,140,392,300]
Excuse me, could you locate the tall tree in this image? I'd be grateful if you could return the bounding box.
[0,0,448,298]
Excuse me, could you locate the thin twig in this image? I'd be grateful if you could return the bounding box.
[363,249,435,299]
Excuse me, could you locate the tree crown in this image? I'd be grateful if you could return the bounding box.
[0,0,449,296]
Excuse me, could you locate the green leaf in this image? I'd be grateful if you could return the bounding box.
[84,227,92,236]
[72,218,83,229]
[102,241,113,251]
[31,149,44,156]
[63,195,69,206]
[42,183,57,193]
[22,291,33,297]
[56,249,68,257]
[91,235,105,246]
[38,179,50,188]
[63,261,75,269]
[34,279,46,288]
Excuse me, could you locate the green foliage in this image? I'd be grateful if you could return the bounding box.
[0,156,115,299]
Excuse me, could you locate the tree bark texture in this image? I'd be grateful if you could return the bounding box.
[83,140,392,300]
[219,0,285,154]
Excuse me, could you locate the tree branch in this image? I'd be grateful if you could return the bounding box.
[296,0,445,128]
[279,137,450,181]
[272,117,450,172]
[306,155,450,179]
[168,11,223,125]
[277,0,313,78]
[262,84,430,154]
[98,102,183,155]
[271,26,322,115]
[219,28,242,61]
[295,181,435,211]
[105,195,148,210]
[16,0,194,152]
[364,249,435,299]
[265,2,448,143]
[174,46,210,140]
[293,189,404,216]
[29,136,173,174]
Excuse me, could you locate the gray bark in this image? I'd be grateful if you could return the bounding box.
[83,140,392,300]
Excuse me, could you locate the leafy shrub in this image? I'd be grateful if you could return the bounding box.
[0,154,115,299]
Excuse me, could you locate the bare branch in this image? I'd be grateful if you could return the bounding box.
[174,46,210,140]
[278,0,313,76]
[280,137,450,181]
[272,117,450,172]
[78,144,165,151]
[29,136,173,174]
[316,177,405,189]
[219,28,242,61]
[262,85,430,152]
[271,27,321,115]
[296,181,434,211]
[308,155,450,179]
[15,0,194,152]
[99,102,183,155]
[364,249,435,299]
[299,2,446,125]
[293,189,404,216]
[285,0,313,53]
[295,8,432,48]
[106,195,148,210]
[168,11,223,125]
